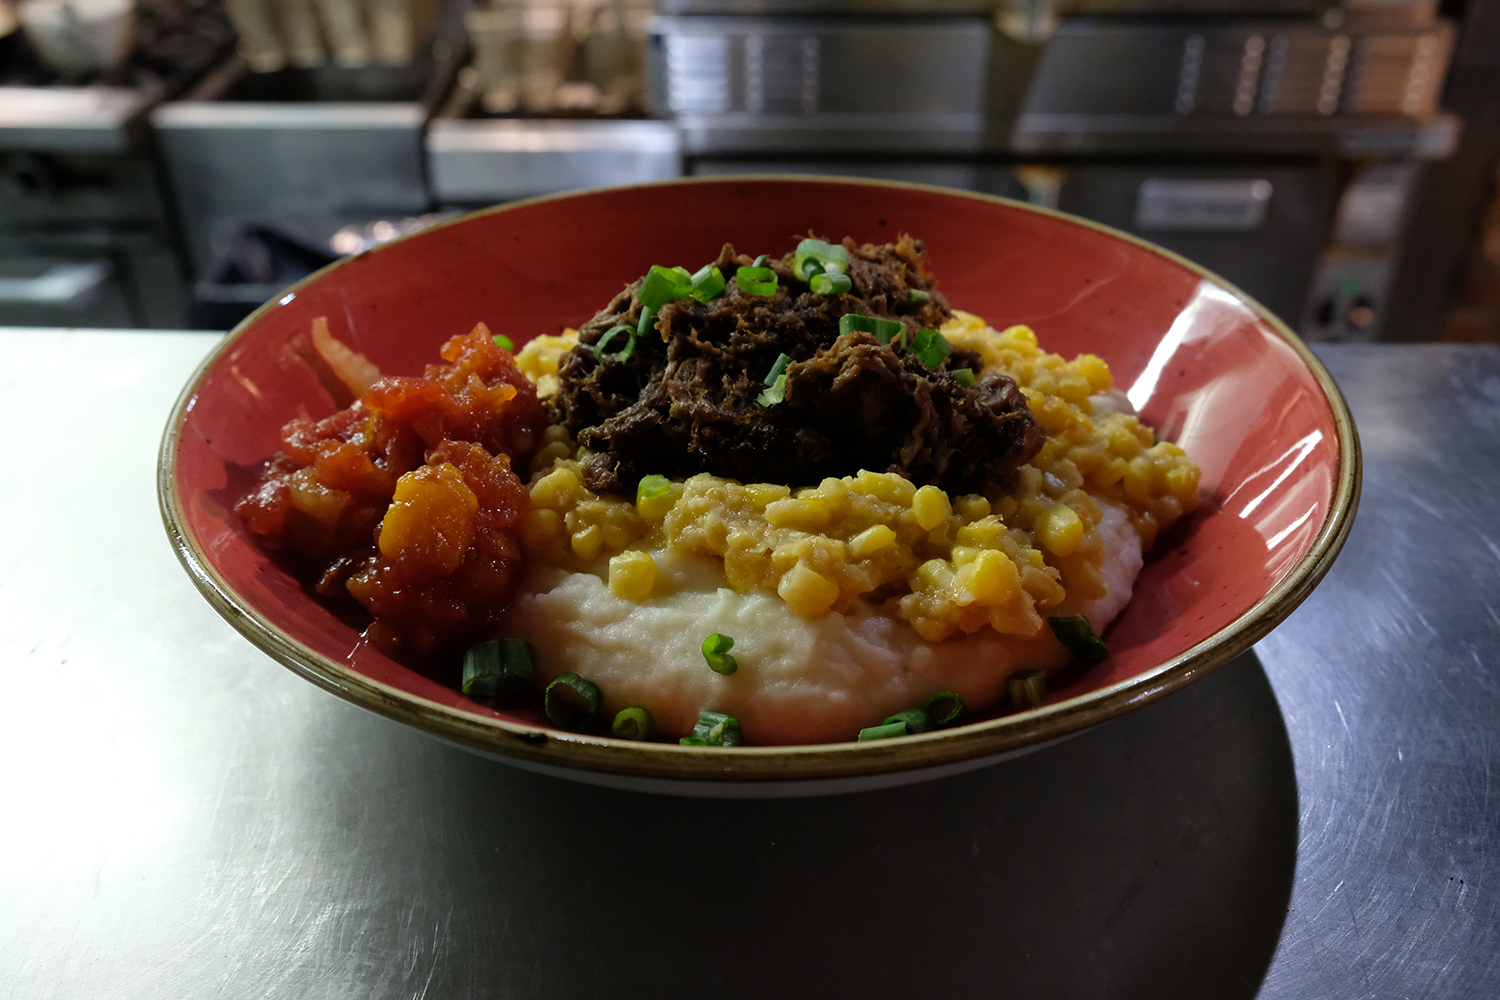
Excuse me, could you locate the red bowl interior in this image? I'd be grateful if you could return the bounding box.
[168,177,1349,737]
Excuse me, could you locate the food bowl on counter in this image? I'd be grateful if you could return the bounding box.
[158,176,1360,797]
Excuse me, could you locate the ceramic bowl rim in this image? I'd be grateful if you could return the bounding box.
[158,174,1362,786]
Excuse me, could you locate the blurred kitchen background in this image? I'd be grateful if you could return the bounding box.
[0,0,1496,340]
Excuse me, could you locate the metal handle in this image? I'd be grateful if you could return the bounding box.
[1135,178,1273,232]
[0,260,111,306]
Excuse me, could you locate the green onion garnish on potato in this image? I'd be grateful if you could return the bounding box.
[1048,615,1109,659]
[923,691,967,728]
[680,710,742,746]
[611,706,655,740]
[461,638,534,697]
[858,720,909,741]
[545,672,602,730]
[885,708,931,734]
[492,333,515,351]
[701,633,738,675]
[1007,669,1048,708]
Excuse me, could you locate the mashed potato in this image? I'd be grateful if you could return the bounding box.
[504,314,1199,744]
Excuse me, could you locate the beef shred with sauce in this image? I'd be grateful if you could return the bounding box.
[554,234,1045,495]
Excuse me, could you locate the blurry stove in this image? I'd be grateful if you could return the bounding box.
[0,0,234,327]
[649,0,1463,333]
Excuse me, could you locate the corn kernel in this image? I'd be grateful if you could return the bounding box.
[966,549,1022,604]
[570,523,604,560]
[953,494,991,520]
[1037,503,1084,556]
[778,563,841,619]
[608,550,656,601]
[1074,353,1112,392]
[950,545,982,566]
[912,485,952,531]
[849,524,897,558]
[636,482,679,520]
[765,497,831,531]
[850,470,916,505]
[532,466,584,509]
[1165,462,1199,502]
[998,324,1038,352]
[915,558,955,592]
[1055,373,1093,406]
[743,483,792,507]
[956,516,1005,548]
[1123,456,1155,504]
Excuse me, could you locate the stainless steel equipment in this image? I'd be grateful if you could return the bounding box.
[648,15,991,154]
[427,115,680,204]
[153,39,460,324]
[651,0,1468,331]
[0,0,235,328]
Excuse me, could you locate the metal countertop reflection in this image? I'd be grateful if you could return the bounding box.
[0,332,1494,999]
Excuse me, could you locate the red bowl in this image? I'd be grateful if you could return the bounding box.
[159,177,1359,796]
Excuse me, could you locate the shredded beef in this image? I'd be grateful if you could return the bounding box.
[554,234,1044,495]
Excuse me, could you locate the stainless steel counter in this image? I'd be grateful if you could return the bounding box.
[1,331,1495,998]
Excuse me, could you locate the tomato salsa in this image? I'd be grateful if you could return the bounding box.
[235,324,547,662]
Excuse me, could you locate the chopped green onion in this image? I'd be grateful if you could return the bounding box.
[752,254,769,267]
[593,324,633,361]
[681,710,742,746]
[636,306,656,338]
[544,672,602,731]
[858,720,909,741]
[838,313,906,346]
[611,706,655,740]
[762,352,791,386]
[637,474,670,501]
[953,368,976,389]
[911,327,952,369]
[638,264,694,310]
[793,238,849,281]
[839,313,876,336]
[757,373,788,407]
[874,319,906,346]
[810,271,852,295]
[923,691,967,728]
[884,708,932,734]
[1008,669,1048,708]
[690,264,725,301]
[701,633,738,675]
[735,266,778,296]
[460,638,534,697]
[907,288,932,304]
[492,333,515,351]
[1049,615,1109,659]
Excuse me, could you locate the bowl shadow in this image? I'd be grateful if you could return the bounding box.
[276,648,1297,1000]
